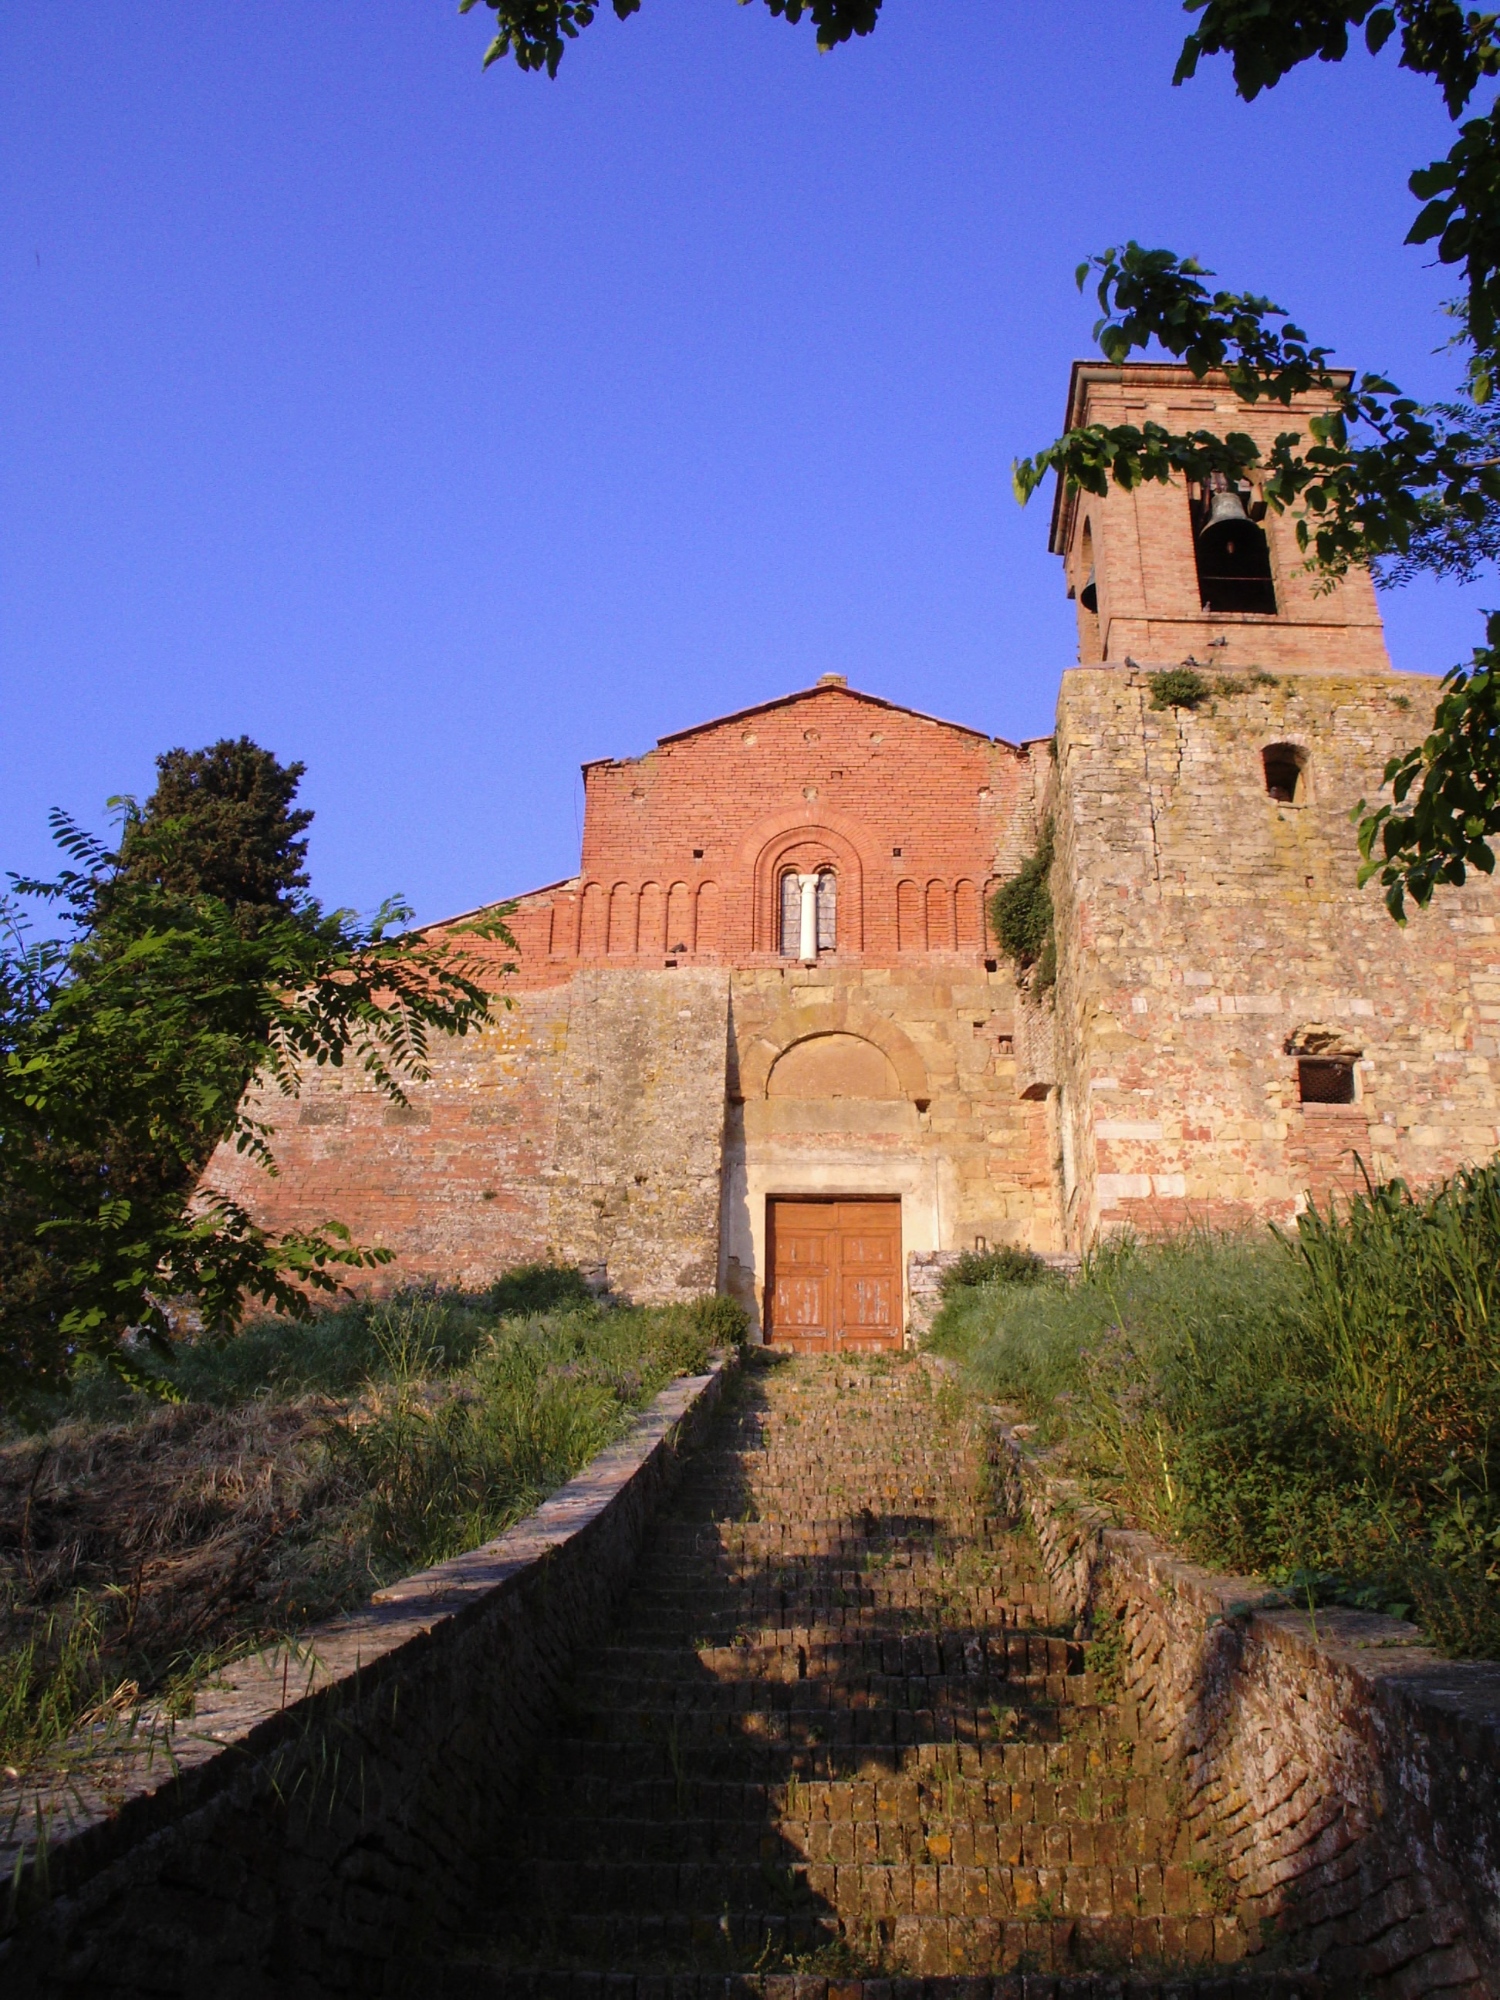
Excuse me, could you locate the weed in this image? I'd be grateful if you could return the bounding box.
[1188,1849,1236,1914]
[939,1246,1050,1295]
[0,1594,114,1771]
[1082,1608,1127,1704]
[989,820,1056,993]
[1148,667,1211,710]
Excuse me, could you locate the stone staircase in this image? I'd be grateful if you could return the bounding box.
[422,1354,1323,1998]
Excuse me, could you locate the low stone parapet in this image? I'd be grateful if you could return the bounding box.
[0,1353,737,1998]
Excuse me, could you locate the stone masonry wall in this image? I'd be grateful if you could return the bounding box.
[0,1359,734,1998]
[993,1418,1500,1996]
[721,965,1062,1330]
[1051,665,1500,1246]
[206,969,729,1302]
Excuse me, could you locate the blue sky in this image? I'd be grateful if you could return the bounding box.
[2,1,1489,922]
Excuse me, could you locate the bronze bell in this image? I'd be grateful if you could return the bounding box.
[1197,485,1252,568]
[1079,565,1098,613]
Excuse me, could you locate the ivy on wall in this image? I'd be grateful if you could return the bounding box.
[989,819,1056,995]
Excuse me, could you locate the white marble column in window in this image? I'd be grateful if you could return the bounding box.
[797,873,819,963]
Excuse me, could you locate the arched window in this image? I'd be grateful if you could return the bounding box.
[637,881,665,955]
[955,879,981,950]
[780,871,801,957]
[816,869,836,952]
[926,879,954,951]
[607,881,635,955]
[579,881,606,955]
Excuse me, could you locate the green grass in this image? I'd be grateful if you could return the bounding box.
[929,1167,1500,1658]
[0,1272,747,1774]
[333,1294,729,1571]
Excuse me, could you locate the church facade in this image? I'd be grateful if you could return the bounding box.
[210,363,1500,1345]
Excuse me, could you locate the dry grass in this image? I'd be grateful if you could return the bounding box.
[0,1280,745,1774]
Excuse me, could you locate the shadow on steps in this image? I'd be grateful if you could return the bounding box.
[400,1355,1312,1997]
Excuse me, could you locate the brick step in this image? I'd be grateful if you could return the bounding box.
[543,1701,1118,1754]
[569,1672,1097,1714]
[628,1561,1009,1589]
[614,1616,1058,1652]
[671,1507,995,1528]
[618,1597,1044,1626]
[583,1638,1087,1680]
[605,1595,1050,1622]
[427,1908,1254,1978]
[521,1771,1163,1827]
[489,1856,1225,1924]
[647,1521,1008,1548]
[628,1569,1019,1599]
[513,1816,1190,1868]
[643,1536,998,1552]
[616,1593,1057,1627]
[630,1551,1024,1575]
[536,1736,1143,1787]
[666,1489,972,1506]
[415,1968,1324,1999]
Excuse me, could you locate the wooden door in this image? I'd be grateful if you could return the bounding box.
[766,1198,902,1352]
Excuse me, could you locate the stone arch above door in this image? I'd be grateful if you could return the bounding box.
[738,999,928,1103]
[766,1032,902,1100]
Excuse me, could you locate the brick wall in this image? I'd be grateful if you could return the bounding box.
[530,679,1043,976]
[993,1415,1500,1996]
[1050,363,1390,676]
[0,1361,734,1998]
[206,970,730,1302]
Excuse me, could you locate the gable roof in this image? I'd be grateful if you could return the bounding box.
[583,679,1006,770]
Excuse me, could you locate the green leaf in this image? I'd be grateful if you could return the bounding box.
[1365,9,1396,55]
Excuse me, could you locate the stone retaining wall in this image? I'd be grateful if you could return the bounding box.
[990,1416,1500,1996]
[0,1354,736,1998]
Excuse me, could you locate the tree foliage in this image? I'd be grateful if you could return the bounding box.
[1357,610,1500,914]
[115,736,313,922]
[459,0,881,76]
[0,766,515,1404]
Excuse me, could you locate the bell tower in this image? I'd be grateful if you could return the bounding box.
[1048,362,1391,674]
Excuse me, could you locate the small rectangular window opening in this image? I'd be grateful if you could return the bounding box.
[1263,744,1306,803]
[1298,1058,1355,1105]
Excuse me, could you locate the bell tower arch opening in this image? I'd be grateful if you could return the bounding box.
[1190,475,1276,615]
[1046,361,1391,674]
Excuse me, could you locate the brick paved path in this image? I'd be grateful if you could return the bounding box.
[429,1355,1319,1998]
